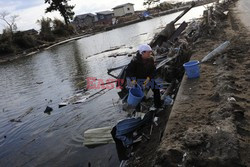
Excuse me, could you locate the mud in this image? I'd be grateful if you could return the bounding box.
[126,0,250,166]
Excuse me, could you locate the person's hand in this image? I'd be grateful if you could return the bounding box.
[143,77,150,87]
[131,80,137,86]
[127,80,137,88]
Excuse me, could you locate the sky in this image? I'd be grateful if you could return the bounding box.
[0,0,190,32]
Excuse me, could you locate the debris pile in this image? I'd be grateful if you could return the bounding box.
[153,0,249,167]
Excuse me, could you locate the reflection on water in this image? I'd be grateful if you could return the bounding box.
[0,5,208,166]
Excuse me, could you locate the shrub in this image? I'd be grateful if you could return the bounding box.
[0,31,15,55]
[52,19,75,37]
[13,31,37,49]
[0,41,15,55]
[40,33,56,42]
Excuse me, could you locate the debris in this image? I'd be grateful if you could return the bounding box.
[9,107,33,122]
[163,95,174,106]
[227,97,236,102]
[145,89,154,99]
[153,117,159,126]
[142,133,150,140]
[201,41,230,62]
[10,119,21,122]
[151,3,195,47]
[58,102,68,108]
[44,106,53,114]
[119,160,128,167]
[73,97,87,104]
[223,11,229,15]
[83,126,114,146]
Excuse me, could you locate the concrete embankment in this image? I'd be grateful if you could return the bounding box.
[154,0,250,166]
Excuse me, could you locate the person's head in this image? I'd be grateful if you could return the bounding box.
[138,44,152,59]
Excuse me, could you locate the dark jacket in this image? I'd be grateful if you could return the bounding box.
[126,52,155,80]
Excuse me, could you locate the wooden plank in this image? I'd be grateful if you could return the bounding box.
[168,21,188,42]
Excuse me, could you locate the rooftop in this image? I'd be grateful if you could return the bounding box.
[96,11,114,15]
[75,13,95,19]
[113,3,134,9]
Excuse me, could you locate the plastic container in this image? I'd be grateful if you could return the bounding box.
[127,85,144,107]
[183,60,200,79]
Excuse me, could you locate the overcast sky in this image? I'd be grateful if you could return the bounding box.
[0,0,190,32]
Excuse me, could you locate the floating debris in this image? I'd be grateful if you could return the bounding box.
[44,106,53,114]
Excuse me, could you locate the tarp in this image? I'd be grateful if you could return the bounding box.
[84,126,114,146]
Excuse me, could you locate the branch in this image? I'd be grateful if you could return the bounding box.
[0,11,19,32]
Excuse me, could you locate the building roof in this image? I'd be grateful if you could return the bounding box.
[96,11,114,15]
[22,29,38,34]
[113,3,134,9]
[75,13,95,20]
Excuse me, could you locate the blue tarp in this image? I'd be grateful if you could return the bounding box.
[115,111,154,147]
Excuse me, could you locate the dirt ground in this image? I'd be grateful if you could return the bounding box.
[126,1,250,167]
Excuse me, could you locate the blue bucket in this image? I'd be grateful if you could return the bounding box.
[183,60,200,79]
[127,85,144,107]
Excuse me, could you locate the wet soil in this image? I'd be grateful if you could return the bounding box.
[127,1,250,167]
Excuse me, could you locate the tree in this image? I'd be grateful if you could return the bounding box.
[143,0,160,9]
[52,18,67,36]
[44,0,75,25]
[52,18,75,36]
[37,17,52,34]
[37,17,55,41]
[0,11,18,34]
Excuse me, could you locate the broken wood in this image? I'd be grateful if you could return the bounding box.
[168,21,188,43]
[150,2,195,48]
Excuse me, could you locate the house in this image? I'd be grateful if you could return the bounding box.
[22,29,38,35]
[112,3,135,17]
[73,13,96,28]
[96,11,114,25]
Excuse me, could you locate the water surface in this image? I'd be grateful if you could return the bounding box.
[0,5,208,166]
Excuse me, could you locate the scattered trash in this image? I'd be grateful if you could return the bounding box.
[83,126,114,146]
[153,117,159,126]
[163,95,174,106]
[134,112,146,119]
[182,152,187,162]
[59,89,110,107]
[45,99,52,103]
[44,106,53,114]
[10,119,22,123]
[145,89,154,99]
[36,81,43,84]
[201,41,230,62]
[9,107,33,122]
[58,102,68,108]
[73,97,87,104]
[142,133,150,140]
[119,160,128,167]
[227,97,236,102]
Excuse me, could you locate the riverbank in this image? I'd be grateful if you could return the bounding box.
[126,0,250,166]
[0,1,216,64]
[0,32,93,63]
[106,0,217,31]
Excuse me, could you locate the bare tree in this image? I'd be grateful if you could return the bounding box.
[0,11,19,34]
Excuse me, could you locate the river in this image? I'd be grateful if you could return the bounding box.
[0,5,208,167]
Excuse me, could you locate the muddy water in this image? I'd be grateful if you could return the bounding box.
[0,6,207,167]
